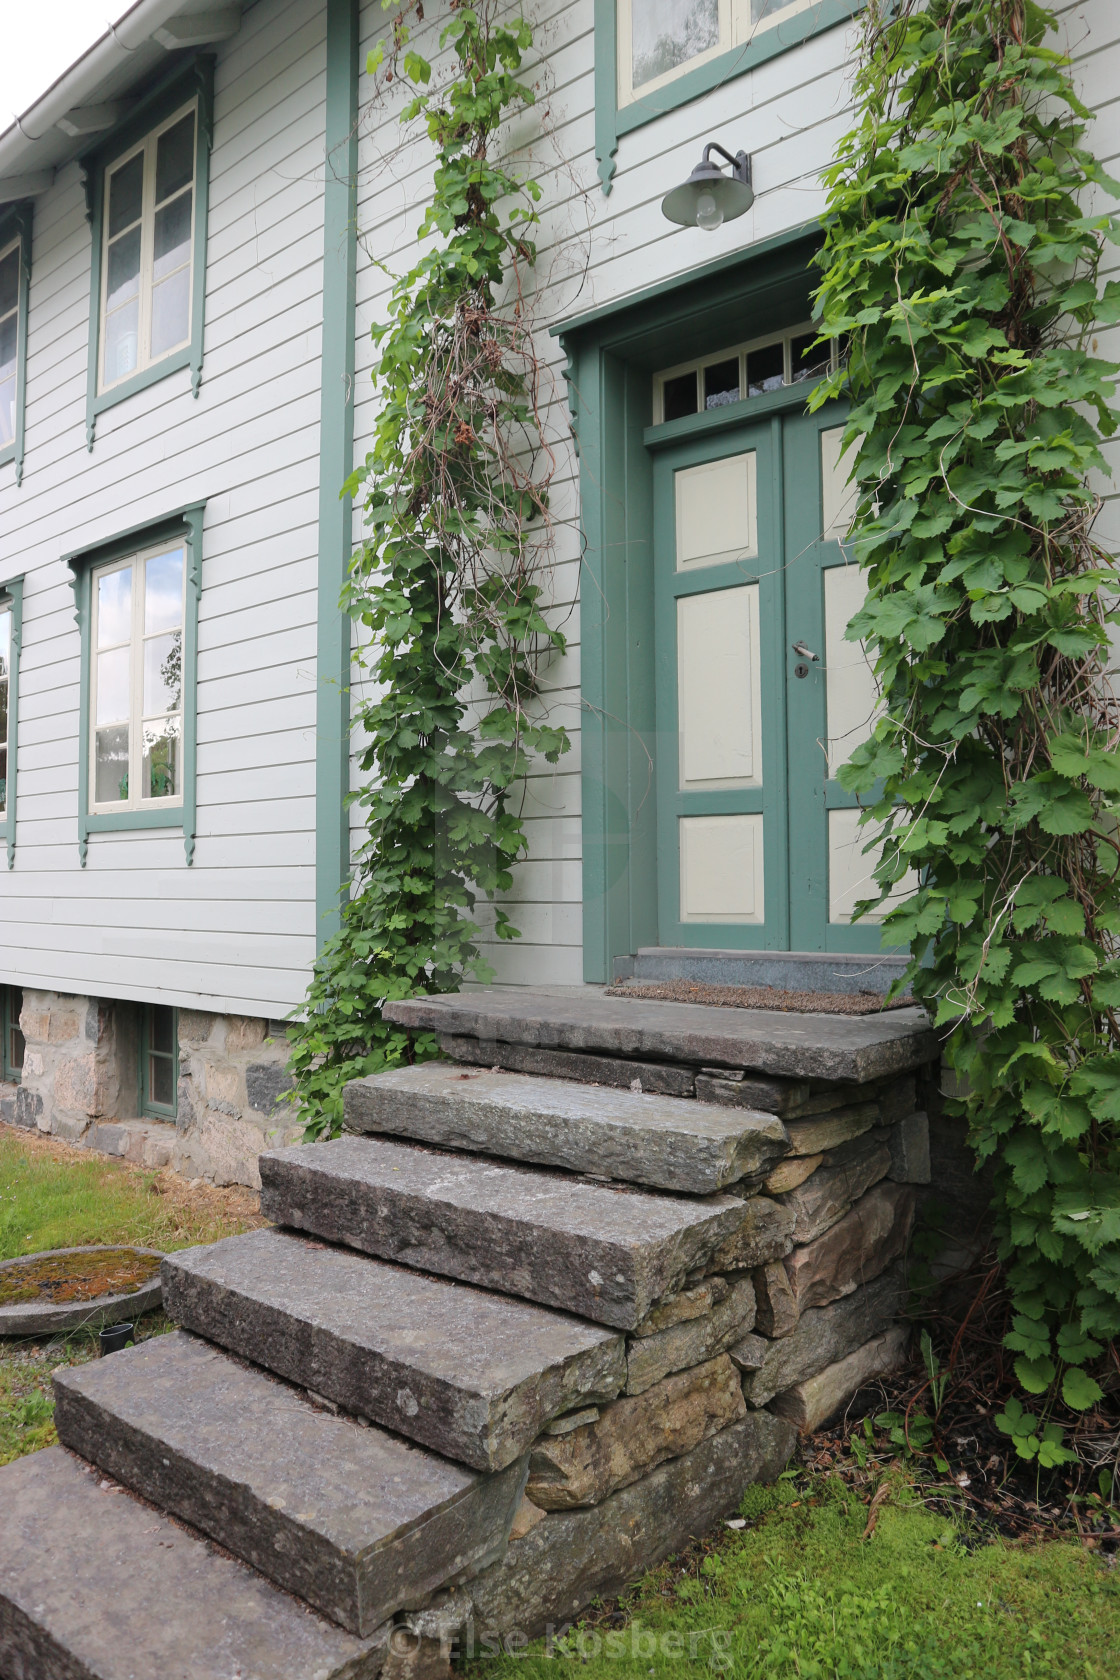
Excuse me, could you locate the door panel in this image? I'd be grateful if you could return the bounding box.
[654,421,788,950]
[677,584,761,787]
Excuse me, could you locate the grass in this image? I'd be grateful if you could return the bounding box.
[0,1123,265,1465]
[468,1474,1120,1680]
[0,1126,265,1261]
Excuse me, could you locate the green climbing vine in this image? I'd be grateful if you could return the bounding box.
[287,1,568,1138]
[812,0,1120,1442]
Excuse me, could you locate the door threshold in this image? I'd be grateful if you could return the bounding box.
[614,947,910,996]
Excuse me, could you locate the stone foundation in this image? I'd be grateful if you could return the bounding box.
[4,989,298,1187]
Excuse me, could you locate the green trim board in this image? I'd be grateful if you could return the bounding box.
[64,502,204,868]
[0,203,32,486]
[80,56,215,451]
[594,0,862,194]
[560,229,823,980]
[314,0,359,946]
[0,575,23,869]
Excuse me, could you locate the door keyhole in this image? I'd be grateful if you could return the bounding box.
[794,662,809,679]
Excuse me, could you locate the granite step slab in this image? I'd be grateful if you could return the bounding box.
[162,1228,625,1473]
[0,1446,388,1680]
[343,1064,789,1194]
[260,1134,753,1330]
[438,1033,697,1097]
[382,986,938,1082]
[52,1330,526,1636]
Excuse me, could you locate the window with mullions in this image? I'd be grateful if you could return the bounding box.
[655,326,836,424]
[2,985,24,1084]
[0,601,9,821]
[100,103,197,394]
[620,0,821,104]
[91,544,185,811]
[0,238,20,448]
[141,1003,177,1119]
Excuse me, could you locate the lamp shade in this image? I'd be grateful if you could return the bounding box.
[662,146,754,230]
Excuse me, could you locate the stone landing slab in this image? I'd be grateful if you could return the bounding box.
[383,986,938,1083]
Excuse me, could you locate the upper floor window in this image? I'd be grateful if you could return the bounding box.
[0,599,10,820]
[91,542,185,812]
[620,0,821,104]
[0,237,19,448]
[100,103,197,394]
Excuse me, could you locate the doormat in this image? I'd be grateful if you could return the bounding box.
[603,979,916,1015]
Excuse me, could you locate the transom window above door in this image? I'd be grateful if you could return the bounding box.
[619,0,822,104]
[654,326,836,425]
[99,102,197,393]
[90,543,186,812]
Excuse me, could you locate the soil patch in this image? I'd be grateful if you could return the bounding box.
[0,1248,163,1308]
[604,979,916,1014]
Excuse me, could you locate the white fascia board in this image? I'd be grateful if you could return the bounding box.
[0,1,239,180]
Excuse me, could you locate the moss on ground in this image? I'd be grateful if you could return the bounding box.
[0,1124,264,1465]
[467,1475,1119,1680]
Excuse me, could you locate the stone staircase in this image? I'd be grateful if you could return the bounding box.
[0,985,938,1680]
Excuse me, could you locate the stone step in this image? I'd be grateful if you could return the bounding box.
[162,1227,625,1473]
[0,1447,388,1680]
[53,1330,526,1637]
[617,947,911,995]
[382,985,938,1082]
[260,1134,754,1330]
[343,1064,790,1195]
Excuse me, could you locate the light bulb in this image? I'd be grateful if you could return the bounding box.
[694,190,723,232]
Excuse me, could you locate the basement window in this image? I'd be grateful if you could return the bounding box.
[141,1003,178,1119]
[2,985,24,1084]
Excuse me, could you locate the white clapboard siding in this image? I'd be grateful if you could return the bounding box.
[0,0,329,1018]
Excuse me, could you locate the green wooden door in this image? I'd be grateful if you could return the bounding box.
[653,404,889,954]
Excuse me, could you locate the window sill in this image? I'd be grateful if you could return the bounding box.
[88,347,195,441]
[598,0,863,192]
[86,808,185,833]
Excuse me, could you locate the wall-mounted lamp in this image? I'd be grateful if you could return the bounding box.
[661,143,754,232]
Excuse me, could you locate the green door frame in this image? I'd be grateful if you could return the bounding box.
[554,225,824,982]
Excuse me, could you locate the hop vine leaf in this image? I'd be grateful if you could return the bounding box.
[812,0,1120,1412]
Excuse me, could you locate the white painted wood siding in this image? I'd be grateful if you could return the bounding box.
[0,0,329,1018]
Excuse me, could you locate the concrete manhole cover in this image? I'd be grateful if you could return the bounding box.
[0,1246,164,1336]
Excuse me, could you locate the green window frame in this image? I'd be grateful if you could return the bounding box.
[80,56,214,450]
[64,502,204,867]
[1,984,24,1084]
[140,1002,178,1119]
[0,203,31,485]
[0,575,23,869]
[595,0,861,192]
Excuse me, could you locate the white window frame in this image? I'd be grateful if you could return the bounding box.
[618,0,820,105]
[0,601,10,820]
[653,323,836,424]
[89,543,186,815]
[97,98,198,396]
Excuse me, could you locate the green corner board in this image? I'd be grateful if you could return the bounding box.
[595,0,862,194]
[0,575,24,870]
[63,502,205,868]
[81,55,214,450]
[314,0,360,948]
[0,204,32,487]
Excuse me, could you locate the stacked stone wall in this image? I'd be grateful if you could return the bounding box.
[2,989,297,1186]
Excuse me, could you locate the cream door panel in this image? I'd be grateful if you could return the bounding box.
[675,452,757,570]
[821,425,860,541]
[679,814,764,924]
[828,808,916,924]
[824,563,879,777]
[677,584,761,788]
